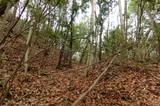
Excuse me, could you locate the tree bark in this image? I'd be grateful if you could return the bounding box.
[24,20,33,77]
[99,22,103,61]
[69,0,78,67]
[118,0,124,38]
[24,0,39,76]
[124,0,128,41]
[79,43,88,64]
[84,0,95,78]
[136,0,145,43]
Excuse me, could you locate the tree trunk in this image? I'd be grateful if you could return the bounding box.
[79,43,88,64]
[24,20,33,77]
[135,0,146,60]
[24,0,39,76]
[118,0,124,38]
[124,0,128,41]
[69,15,74,67]
[69,0,77,67]
[136,0,145,43]
[56,31,69,69]
[84,0,95,78]
[98,22,103,61]
[12,2,18,21]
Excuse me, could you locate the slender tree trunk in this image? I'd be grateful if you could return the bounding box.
[134,0,146,60]
[57,47,64,69]
[69,0,77,67]
[124,0,128,41]
[12,2,18,21]
[69,16,74,67]
[136,0,145,43]
[158,36,160,59]
[24,20,33,77]
[79,43,88,64]
[24,0,39,76]
[84,0,95,78]
[56,6,69,69]
[57,31,69,69]
[99,22,103,61]
[34,0,41,38]
[48,4,52,28]
[118,0,124,38]
[106,17,110,38]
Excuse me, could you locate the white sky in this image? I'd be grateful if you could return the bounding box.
[18,0,125,31]
[75,0,125,30]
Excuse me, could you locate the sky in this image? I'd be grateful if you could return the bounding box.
[75,0,125,30]
[17,0,125,31]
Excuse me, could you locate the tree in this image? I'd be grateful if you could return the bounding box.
[24,0,39,77]
[0,0,29,50]
[97,0,111,61]
[56,0,89,69]
[128,0,160,60]
[68,0,79,67]
[146,0,160,60]
[124,0,128,41]
[118,0,124,38]
[103,28,124,55]
[84,0,96,77]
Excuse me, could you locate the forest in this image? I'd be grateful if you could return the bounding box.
[0,0,160,105]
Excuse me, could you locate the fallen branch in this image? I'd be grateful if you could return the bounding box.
[71,43,138,105]
[72,56,116,106]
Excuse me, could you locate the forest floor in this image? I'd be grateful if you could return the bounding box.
[0,19,160,106]
[0,41,160,106]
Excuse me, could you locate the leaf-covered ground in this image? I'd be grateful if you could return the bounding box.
[1,52,160,105]
[0,19,160,106]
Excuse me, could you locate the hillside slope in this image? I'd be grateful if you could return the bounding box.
[0,18,160,106]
